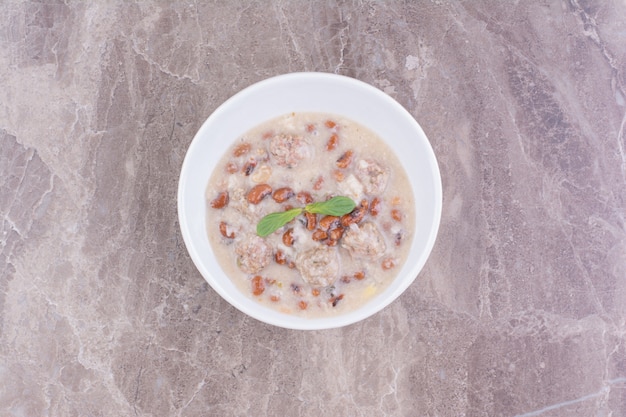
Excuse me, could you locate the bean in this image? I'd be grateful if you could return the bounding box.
[226,162,238,173]
[313,176,324,191]
[370,197,382,216]
[304,212,317,231]
[296,191,314,204]
[336,150,354,169]
[391,209,403,222]
[340,206,366,227]
[328,227,344,241]
[272,187,295,203]
[354,271,365,280]
[275,250,287,265]
[319,215,340,230]
[325,239,338,247]
[242,159,257,176]
[326,134,338,151]
[298,300,308,310]
[282,228,294,246]
[330,294,344,307]
[394,231,403,246]
[246,184,272,204]
[210,191,229,209]
[233,143,251,156]
[382,258,396,270]
[219,221,235,239]
[312,229,328,241]
[251,276,265,296]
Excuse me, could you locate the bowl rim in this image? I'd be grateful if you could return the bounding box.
[178,72,442,330]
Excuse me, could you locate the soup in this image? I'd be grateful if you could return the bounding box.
[206,112,415,317]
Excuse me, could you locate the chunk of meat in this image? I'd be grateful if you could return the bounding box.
[269,133,310,168]
[295,245,340,287]
[341,222,387,259]
[235,235,273,274]
[338,174,364,202]
[355,159,389,195]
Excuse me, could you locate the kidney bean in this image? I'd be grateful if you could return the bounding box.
[326,134,338,151]
[319,215,340,230]
[313,176,324,191]
[330,294,344,307]
[242,158,257,176]
[246,184,272,204]
[328,227,344,241]
[381,258,396,270]
[210,191,229,209]
[325,239,338,247]
[282,228,294,246]
[353,271,365,280]
[304,212,317,230]
[296,191,313,204]
[391,209,403,222]
[272,187,295,203]
[219,221,235,239]
[340,205,366,227]
[233,143,251,156]
[251,275,265,296]
[226,162,238,173]
[275,250,287,265]
[312,229,328,241]
[394,231,403,246]
[336,150,354,169]
[370,197,382,216]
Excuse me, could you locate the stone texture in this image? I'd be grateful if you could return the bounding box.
[1,1,625,416]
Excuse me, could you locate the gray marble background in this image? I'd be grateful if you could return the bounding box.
[1,1,626,416]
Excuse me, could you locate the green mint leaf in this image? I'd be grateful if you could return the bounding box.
[256,208,303,237]
[305,196,356,216]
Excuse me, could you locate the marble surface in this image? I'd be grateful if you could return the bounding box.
[1,1,626,416]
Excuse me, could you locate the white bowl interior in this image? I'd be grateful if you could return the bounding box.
[178,72,442,330]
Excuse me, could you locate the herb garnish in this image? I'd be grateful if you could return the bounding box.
[256,196,356,237]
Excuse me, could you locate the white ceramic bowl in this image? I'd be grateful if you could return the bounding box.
[178,72,441,330]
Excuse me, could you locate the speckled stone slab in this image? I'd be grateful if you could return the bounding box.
[1,1,625,416]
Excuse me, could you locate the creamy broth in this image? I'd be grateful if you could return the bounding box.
[206,112,415,317]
